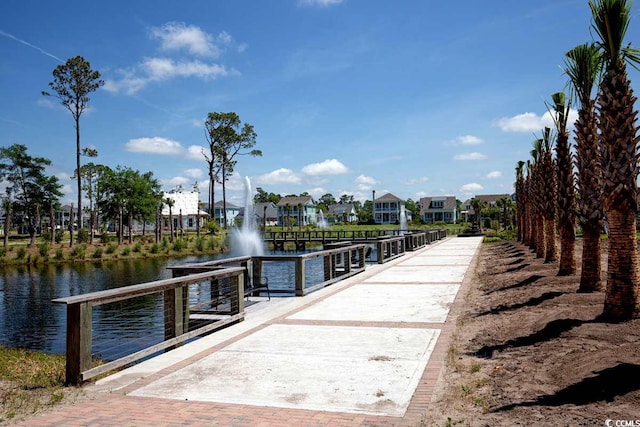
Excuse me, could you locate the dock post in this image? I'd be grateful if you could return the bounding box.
[295,258,305,296]
[65,302,92,385]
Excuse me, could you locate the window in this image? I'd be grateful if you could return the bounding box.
[432,200,444,208]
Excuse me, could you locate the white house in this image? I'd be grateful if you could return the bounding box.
[162,190,209,232]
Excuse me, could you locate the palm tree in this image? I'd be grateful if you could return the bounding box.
[470,198,486,231]
[524,160,535,248]
[538,128,558,264]
[565,43,605,292]
[515,162,526,242]
[530,137,557,262]
[550,92,577,275]
[165,197,175,243]
[590,0,640,320]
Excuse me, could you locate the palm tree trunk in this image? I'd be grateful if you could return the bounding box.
[535,216,545,258]
[579,226,603,292]
[603,207,640,319]
[558,219,576,275]
[544,217,557,263]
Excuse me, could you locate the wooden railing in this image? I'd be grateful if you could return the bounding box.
[252,243,367,296]
[172,243,368,297]
[53,267,245,385]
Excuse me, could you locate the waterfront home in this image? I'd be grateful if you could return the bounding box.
[373,193,405,225]
[420,196,458,224]
[328,203,359,223]
[162,190,209,232]
[277,196,317,227]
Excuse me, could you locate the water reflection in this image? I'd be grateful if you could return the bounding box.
[0,251,327,359]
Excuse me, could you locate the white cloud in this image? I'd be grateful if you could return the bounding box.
[354,174,378,190]
[164,176,190,189]
[450,135,483,145]
[459,182,484,193]
[143,57,230,81]
[298,0,342,6]
[306,187,327,199]
[125,137,184,155]
[495,109,579,133]
[186,145,207,161]
[355,174,377,185]
[454,152,488,161]
[183,168,203,179]
[149,22,230,58]
[301,159,348,176]
[486,171,502,179]
[404,176,429,185]
[103,23,239,95]
[256,168,301,185]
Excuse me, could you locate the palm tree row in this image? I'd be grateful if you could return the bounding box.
[514,0,640,321]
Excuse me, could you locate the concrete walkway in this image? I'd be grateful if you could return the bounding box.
[19,236,483,426]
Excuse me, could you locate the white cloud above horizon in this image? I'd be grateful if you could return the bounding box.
[459,182,484,194]
[486,171,502,179]
[454,152,488,161]
[355,174,378,191]
[125,136,184,155]
[301,159,349,175]
[149,22,231,58]
[256,168,302,185]
[103,22,237,95]
[298,0,342,7]
[495,109,579,133]
[450,135,483,145]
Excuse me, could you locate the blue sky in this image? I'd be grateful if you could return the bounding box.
[2,0,639,207]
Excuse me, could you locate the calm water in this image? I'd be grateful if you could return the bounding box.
[0,250,326,360]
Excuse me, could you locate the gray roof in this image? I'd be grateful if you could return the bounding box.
[374,193,403,202]
[277,196,314,206]
[328,203,356,214]
[420,196,457,210]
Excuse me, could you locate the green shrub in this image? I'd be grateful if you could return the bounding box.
[149,243,160,254]
[133,242,142,253]
[121,246,131,256]
[71,244,86,259]
[55,248,64,260]
[0,247,6,257]
[172,239,186,252]
[483,236,501,243]
[40,229,52,242]
[15,247,26,259]
[206,237,218,251]
[194,237,204,252]
[76,228,89,244]
[100,231,111,244]
[38,242,50,257]
[105,244,118,254]
[92,247,103,259]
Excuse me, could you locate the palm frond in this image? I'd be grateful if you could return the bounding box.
[564,43,603,106]
[589,0,632,65]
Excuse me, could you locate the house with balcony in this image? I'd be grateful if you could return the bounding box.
[373,193,405,225]
[277,196,317,227]
[211,200,241,227]
[327,203,358,223]
[420,196,458,224]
